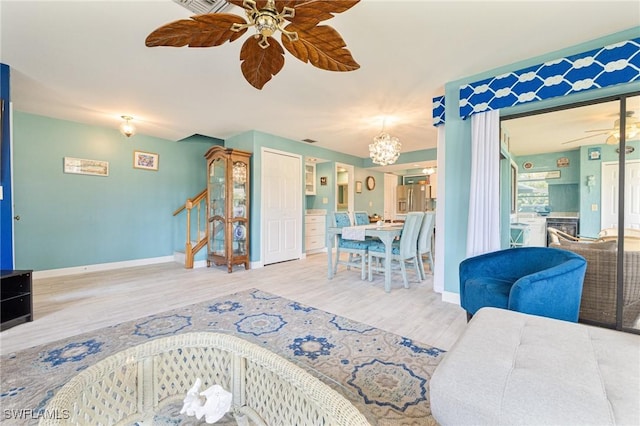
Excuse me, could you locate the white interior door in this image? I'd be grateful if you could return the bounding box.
[262,149,302,265]
[601,160,640,230]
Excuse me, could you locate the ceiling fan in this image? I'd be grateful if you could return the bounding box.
[561,111,640,145]
[146,0,360,89]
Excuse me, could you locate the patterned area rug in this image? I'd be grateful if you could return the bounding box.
[0,289,445,425]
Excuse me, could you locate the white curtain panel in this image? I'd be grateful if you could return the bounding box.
[433,125,445,294]
[466,110,501,257]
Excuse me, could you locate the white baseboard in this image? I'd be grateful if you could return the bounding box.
[34,256,175,279]
[441,290,461,306]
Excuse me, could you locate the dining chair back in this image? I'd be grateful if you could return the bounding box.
[354,211,370,226]
[332,212,371,280]
[367,212,424,289]
[417,212,435,280]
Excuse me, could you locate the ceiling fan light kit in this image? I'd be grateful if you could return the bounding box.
[562,110,640,146]
[146,0,361,89]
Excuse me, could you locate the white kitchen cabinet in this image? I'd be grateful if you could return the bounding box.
[305,213,326,252]
[517,216,547,246]
[305,162,316,195]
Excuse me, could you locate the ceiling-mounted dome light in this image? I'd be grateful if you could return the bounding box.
[119,115,136,138]
[422,166,436,175]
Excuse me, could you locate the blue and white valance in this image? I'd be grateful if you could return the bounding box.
[459,37,640,119]
[432,96,445,126]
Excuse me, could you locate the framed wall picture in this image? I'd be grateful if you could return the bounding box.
[63,157,109,177]
[133,151,159,171]
[366,176,375,190]
[320,176,327,186]
[588,147,601,160]
[355,181,362,193]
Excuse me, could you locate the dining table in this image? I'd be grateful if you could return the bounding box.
[326,223,404,293]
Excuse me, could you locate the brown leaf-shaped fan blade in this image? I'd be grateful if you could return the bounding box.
[225,0,246,7]
[146,13,247,48]
[285,1,360,29]
[240,36,285,89]
[281,24,359,72]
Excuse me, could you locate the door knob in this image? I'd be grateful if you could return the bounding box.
[14,215,20,221]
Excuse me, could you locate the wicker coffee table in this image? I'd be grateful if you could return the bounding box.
[39,332,370,425]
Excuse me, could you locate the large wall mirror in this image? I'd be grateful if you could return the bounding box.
[501,92,640,333]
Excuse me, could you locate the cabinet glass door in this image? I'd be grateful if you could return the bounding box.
[232,160,248,256]
[305,163,315,194]
[209,157,226,255]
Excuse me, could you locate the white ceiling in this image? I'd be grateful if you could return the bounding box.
[503,95,640,157]
[1,1,639,169]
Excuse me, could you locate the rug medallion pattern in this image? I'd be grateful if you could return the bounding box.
[0,289,445,425]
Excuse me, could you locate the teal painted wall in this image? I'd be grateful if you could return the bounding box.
[579,139,640,237]
[514,150,580,184]
[11,116,435,270]
[443,27,640,294]
[354,169,385,216]
[13,112,212,271]
[226,130,434,260]
[309,162,334,210]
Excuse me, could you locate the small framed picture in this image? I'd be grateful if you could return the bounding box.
[588,147,601,160]
[356,181,362,193]
[133,151,159,171]
[320,176,327,186]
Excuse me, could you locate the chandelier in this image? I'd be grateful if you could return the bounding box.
[369,132,401,166]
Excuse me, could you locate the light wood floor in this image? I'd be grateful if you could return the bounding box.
[0,253,467,355]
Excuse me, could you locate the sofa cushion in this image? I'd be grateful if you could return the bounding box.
[430,307,640,426]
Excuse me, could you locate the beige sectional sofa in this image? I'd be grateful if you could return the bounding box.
[430,308,640,425]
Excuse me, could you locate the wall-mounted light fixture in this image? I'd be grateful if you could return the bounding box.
[119,115,136,138]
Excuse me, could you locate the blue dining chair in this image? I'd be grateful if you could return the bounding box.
[367,212,424,289]
[353,211,370,226]
[333,212,371,280]
[459,247,587,322]
[416,212,435,280]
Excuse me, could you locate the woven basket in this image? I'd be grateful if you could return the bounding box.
[39,332,371,426]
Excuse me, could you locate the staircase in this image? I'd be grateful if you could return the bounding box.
[173,189,208,268]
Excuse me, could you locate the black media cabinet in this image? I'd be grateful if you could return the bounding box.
[1,270,33,331]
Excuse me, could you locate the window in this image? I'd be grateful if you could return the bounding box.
[517,173,549,213]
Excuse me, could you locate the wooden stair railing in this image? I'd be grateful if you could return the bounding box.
[173,189,208,268]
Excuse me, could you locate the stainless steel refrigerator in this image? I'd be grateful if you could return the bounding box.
[397,184,432,213]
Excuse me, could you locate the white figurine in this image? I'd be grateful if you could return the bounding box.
[180,378,233,424]
[180,378,204,417]
[200,385,233,424]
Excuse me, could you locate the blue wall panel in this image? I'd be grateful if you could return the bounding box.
[0,64,13,269]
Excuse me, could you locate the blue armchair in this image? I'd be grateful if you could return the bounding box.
[460,247,587,322]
